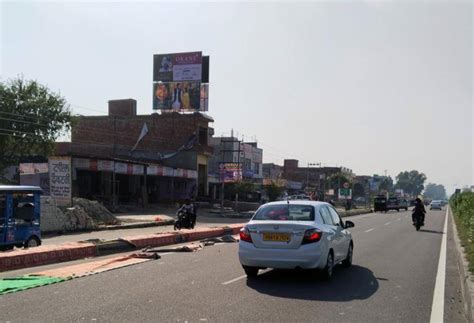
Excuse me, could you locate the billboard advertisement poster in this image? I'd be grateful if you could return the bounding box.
[153,52,202,82]
[49,156,72,206]
[114,162,128,174]
[19,163,49,175]
[98,160,114,172]
[200,84,209,111]
[153,81,201,111]
[132,165,145,175]
[219,163,242,183]
[338,188,352,200]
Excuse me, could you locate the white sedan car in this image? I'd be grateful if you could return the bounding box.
[238,201,355,279]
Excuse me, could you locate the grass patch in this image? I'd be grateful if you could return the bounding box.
[451,192,474,274]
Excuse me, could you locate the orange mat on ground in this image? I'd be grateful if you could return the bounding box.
[31,254,155,279]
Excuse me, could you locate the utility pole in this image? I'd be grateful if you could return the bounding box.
[220,140,225,209]
[236,137,242,210]
[220,135,243,210]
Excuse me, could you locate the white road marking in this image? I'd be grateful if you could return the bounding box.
[365,228,374,233]
[222,275,247,285]
[384,222,391,225]
[430,208,448,323]
[222,269,271,285]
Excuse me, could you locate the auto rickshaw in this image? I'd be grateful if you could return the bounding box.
[0,185,42,251]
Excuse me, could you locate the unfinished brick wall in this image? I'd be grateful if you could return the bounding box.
[68,112,212,160]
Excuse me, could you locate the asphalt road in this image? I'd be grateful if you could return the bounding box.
[0,209,467,322]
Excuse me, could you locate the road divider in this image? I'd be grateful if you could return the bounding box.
[0,224,245,273]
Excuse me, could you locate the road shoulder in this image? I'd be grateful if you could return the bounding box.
[446,207,469,322]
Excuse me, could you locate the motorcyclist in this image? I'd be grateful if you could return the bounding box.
[177,199,196,228]
[412,197,426,226]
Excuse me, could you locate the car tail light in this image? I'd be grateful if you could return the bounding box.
[240,227,252,243]
[302,229,322,244]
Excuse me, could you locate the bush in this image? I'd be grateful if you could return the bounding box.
[450,192,474,273]
[265,181,284,202]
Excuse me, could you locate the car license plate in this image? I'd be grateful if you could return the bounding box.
[263,233,290,242]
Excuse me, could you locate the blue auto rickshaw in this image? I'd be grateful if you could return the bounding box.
[0,185,42,251]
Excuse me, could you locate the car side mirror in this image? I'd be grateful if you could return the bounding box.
[345,221,355,229]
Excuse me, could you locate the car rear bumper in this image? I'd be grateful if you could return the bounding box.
[238,241,326,269]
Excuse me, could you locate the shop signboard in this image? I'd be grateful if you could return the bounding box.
[49,156,72,206]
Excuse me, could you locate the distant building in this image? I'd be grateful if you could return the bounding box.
[208,136,263,183]
[262,163,284,182]
[282,159,353,191]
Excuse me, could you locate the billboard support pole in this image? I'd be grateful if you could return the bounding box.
[220,140,225,209]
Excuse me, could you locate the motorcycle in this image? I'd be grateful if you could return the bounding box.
[412,212,425,231]
[174,209,195,230]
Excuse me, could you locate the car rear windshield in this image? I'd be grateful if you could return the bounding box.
[253,204,315,221]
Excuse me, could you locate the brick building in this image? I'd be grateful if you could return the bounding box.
[55,99,213,206]
[262,163,284,182]
[282,159,354,191]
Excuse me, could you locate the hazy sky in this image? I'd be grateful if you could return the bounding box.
[1,1,472,193]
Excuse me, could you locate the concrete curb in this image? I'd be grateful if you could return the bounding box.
[0,224,245,273]
[42,220,175,236]
[0,243,97,272]
[101,220,175,231]
[450,206,474,322]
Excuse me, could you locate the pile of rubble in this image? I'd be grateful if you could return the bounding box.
[41,197,120,233]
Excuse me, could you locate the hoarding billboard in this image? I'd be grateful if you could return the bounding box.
[219,163,242,183]
[153,52,202,82]
[153,81,202,111]
[200,84,209,111]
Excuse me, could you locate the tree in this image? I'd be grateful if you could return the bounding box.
[424,183,447,200]
[265,181,284,201]
[394,170,427,196]
[0,77,72,181]
[379,176,394,192]
[327,173,352,190]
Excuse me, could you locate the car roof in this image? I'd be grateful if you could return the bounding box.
[262,200,330,207]
[0,185,42,192]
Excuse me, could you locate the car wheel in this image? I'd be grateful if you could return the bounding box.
[24,236,41,249]
[321,251,334,280]
[243,265,259,277]
[342,243,353,268]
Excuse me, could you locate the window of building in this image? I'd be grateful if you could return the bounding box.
[254,162,260,174]
[198,127,208,146]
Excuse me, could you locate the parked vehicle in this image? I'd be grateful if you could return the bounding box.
[238,201,355,280]
[430,201,442,210]
[386,197,402,212]
[398,199,409,211]
[0,186,42,251]
[288,194,311,201]
[374,195,387,212]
